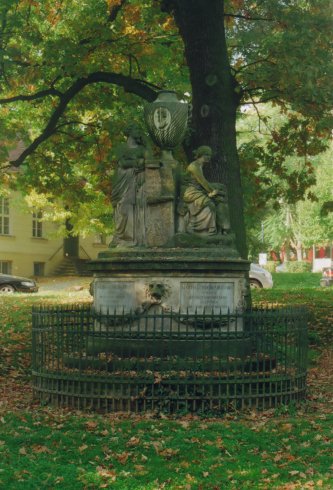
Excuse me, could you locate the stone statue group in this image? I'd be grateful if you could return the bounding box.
[110,125,230,247]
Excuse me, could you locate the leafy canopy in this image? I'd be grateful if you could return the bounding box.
[0,0,331,236]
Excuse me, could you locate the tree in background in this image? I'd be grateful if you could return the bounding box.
[258,144,333,262]
[0,0,331,258]
[237,104,332,260]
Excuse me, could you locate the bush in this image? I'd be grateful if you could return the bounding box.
[284,261,312,273]
[263,261,277,273]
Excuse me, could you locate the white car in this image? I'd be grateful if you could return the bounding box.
[249,263,273,289]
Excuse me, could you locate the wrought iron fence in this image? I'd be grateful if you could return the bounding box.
[32,305,308,413]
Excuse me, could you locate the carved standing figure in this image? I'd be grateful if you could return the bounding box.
[110,125,150,247]
[182,146,230,235]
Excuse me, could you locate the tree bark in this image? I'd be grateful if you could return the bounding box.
[296,240,303,261]
[164,0,247,258]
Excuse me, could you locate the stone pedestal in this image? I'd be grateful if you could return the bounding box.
[145,163,174,247]
[89,249,250,316]
[88,249,250,356]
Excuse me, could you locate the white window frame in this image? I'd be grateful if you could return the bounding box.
[0,197,10,235]
[32,210,43,238]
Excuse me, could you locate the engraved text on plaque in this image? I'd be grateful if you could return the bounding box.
[95,281,136,313]
[180,282,234,314]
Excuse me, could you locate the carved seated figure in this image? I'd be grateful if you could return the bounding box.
[181,146,230,236]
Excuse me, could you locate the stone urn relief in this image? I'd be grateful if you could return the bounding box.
[144,90,188,163]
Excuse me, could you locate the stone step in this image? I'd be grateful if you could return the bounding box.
[52,258,92,276]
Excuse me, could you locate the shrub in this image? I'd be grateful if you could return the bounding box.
[263,261,276,273]
[284,261,312,273]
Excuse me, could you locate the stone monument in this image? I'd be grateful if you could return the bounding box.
[89,90,250,335]
[32,98,306,412]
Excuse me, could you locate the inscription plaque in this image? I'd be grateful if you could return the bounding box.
[180,282,234,314]
[95,281,136,313]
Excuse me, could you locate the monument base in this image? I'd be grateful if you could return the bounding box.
[89,248,250,328]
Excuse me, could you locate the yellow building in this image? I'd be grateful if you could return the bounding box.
[0,191,110,277]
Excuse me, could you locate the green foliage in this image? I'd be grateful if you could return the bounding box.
[263,261,276,273]
[228,0,333,119]
[282,261,312,273]
[0,0,187,236]
[232,1,333,253]
[238,106,326,211]
[242,125,333,259]
[0,0,332,243]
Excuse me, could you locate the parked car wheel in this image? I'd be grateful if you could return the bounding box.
[0,284,15,294]
[249,279,263,289]
[249,264,273,289]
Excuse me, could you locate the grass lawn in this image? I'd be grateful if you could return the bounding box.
[0,275,332,489]
[254,273,333,345]
[271,272,322,289]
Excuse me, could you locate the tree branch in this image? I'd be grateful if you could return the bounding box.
[248,94,265,134]
[240,95,281,105]
[55,130,89,143]
[9,71,157,167]
[224,12,273,22]
[233,57,276,74]
[108,0,127,22]
[242,85,282,99]
[55,120,100,130]
[0,87,62,104]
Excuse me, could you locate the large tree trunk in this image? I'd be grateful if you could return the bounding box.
[166,0,247,258]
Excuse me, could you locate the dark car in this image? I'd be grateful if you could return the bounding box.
[0,273,38,293]
[320,267,333,287]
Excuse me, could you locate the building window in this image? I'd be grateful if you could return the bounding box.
[0,261,12,274]
[33,262,45,276]
[0,197,10,235]
[32,211,43,238]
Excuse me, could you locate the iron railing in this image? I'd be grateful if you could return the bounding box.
[32,306,308,413]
